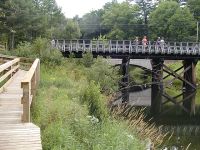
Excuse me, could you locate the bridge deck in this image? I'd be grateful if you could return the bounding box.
[0,70,42,150]
[57,40,200,59]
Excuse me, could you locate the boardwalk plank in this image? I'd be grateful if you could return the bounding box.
[0,69,42,150]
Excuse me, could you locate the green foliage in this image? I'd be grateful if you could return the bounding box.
[168,7,196,41]
[102,2,140,39]
[80,10,103,38]
[188,0,200,21]
[32,38,63,65]
[61,19,81,39]
[149,1,179,40]
[93,34,108,41]
[135,0,157,24]
[14,42,35,57]
[149,1,195,41]
[81,52,94,67]
[0,0,66,48]
[3,38,63,65]
[86,57,120,94]
[82,81,108,121]
[32,62,145,150]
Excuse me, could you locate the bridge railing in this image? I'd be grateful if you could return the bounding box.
[0,58,20,93]
[55,40,200,55]
[21,58,40,122]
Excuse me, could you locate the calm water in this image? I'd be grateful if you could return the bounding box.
[128,87,200,149]
[119,64,200,149]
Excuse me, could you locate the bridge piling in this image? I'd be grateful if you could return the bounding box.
[151,59,164,115]
[121,57,130,103]
[183,60,197,115]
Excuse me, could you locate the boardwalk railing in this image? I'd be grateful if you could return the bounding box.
[55,40,200,55]
[0,58,20,92]
[21,58,40,122]
[0,43,5,50]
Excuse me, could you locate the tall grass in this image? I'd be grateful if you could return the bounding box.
[32,61,145,150]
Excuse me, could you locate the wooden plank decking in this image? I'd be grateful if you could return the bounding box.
[0,70,42,150]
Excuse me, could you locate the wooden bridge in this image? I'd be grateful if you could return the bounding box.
[0,56,41,149]
[55,39,200,59]
[55,39,200,116]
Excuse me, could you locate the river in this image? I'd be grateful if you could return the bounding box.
[109,59,200,149]
[129,85,200,149]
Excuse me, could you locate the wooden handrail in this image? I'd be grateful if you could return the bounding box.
[0,58,20,93]
[0,58,19,73]
[21,58,40,123]
[22,59,40,83]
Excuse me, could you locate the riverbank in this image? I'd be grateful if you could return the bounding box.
[31,60,147,149]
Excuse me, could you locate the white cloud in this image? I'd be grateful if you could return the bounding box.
[55,0,125,18]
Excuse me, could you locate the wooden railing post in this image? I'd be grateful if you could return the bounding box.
[21,82,30,122]
[31,72,36,98]
[36,60,40,87]
[21,58,40,123]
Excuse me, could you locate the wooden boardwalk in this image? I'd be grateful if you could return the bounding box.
[0,58,42,149]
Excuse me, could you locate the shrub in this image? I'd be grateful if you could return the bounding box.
[32,38,63,65]
[86,57,120,94]
[15,41,35,57]
[81,81,108,121]
[1,37,63,65]
[81,52,94,67]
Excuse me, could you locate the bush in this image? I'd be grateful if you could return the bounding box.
[86,57,120,94]
[81,81,108,121]
[2,37,63,65]
[81,52,94,67]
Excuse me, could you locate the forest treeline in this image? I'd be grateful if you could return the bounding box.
[0,0,200,49]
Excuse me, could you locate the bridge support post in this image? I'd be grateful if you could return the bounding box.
[183,60,197,115]
[121,57,130,103]
[151,59,164,115]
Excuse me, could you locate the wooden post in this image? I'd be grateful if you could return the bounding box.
[121,57,130,103]
[183,60,197,115]
[21,82,30,122]
[151,59,164,115]
[31,72,36,99]
[36,59,40,87]
[21,59,40,122]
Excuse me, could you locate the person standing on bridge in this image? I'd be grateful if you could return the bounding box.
[160,37,165,51]
[155,37,161,51]
[142,36,148,48]
[134,37,139,45]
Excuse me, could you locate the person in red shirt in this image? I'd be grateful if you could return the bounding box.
[142,36,148,48]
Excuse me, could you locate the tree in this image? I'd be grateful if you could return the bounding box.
[0,0,66,49]
[188,0,200,21]
[148,1,179,40]
[0,0,13,44]
[79,10,104,38]
[134,0,158,25]
[102,2,140,39]
[168,7,196,41]
[149,1,196,41]
[61,19,81,39]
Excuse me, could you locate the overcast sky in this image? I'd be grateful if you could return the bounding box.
[55,0,125,18]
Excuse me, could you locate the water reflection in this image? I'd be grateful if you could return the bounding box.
[128,88,200,149]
